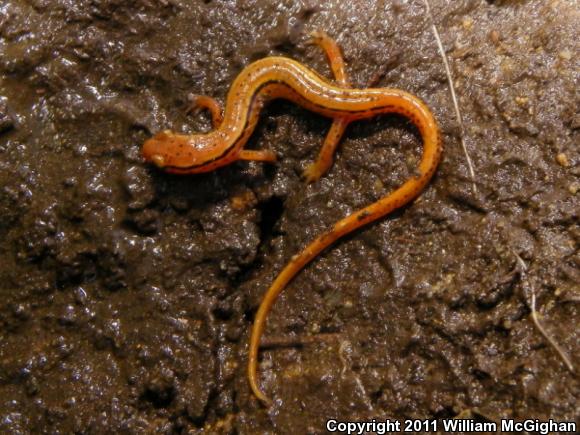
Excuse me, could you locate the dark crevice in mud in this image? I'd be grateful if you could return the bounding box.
[225,194,286,289]
[140,385,175,409]
[474,268,519,310]
[243,305,257,324]
[432,407,457,420]
[189,379,219,429]
[212,302,234,321]
[256,195,285,241]
[472,368,493,381]
[215,194,285,325]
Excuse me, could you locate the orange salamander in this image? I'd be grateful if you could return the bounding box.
[142,31,442,405]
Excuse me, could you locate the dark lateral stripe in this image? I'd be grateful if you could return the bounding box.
[166,80,411,171]
[165,81,277,171]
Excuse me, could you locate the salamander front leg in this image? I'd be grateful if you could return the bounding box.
[303,31,351,183]
[303,118,349,183]
[187,95,224,129]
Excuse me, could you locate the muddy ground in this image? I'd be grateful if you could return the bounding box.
[0,0,578,433]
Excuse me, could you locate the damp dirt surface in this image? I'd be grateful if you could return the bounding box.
[1,0,578,433]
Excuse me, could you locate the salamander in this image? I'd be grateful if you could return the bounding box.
[142,31,442,405]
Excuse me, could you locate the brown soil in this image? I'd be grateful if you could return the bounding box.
[0,0,578,433]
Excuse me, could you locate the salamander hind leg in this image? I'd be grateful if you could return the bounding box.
[303,31,351,183]
[307,30,349,86]
[187,95,224,128]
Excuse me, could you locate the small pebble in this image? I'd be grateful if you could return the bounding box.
[515,96,529,105]
[558,49,571,60]
[568,182,579,195]
[556,153,570,167]
[230,190,256,211]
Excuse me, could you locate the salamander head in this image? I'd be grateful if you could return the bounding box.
[142,130,215,173]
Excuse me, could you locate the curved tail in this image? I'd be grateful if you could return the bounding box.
[248,95,442,404]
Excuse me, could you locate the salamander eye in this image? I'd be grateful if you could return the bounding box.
[151,154,165,168]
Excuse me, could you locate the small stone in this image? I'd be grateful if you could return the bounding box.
[558,49,571,60]
[230,190,256,211]
[568,182,579,195]
[515,96,529,105]
[556,153,570,167]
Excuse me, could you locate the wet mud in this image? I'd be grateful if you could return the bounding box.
[0,0,578,433]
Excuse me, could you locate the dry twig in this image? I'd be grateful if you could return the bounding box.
[422,0,478,194]
[513,251,575,372]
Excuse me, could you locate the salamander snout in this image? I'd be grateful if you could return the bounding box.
[142,130,173,168]
[142,130,200,170]
[142,130,216,173]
